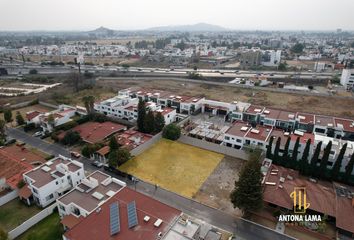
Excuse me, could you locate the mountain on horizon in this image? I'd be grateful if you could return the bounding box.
[88,26,115,34]
[146,23,228,32]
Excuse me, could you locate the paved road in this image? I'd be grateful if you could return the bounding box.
[7,128,296,240]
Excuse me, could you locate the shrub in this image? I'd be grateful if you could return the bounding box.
[29,69,38,74]
[162,124,181,140]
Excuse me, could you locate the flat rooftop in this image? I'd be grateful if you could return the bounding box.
[24,157,82,188]
[58,171,125,213]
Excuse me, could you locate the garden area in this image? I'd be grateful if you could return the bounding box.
[119,139,224,198]
[0,199,41,232]
[15,213,63,240]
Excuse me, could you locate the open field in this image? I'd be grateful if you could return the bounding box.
[194,156,244,217]
[16,213,63,240]
[119,139,224,198]
[0,199,41,232]
[97,78,354,118]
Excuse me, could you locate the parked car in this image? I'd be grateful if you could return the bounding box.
[32,131,43,137]
[70,151,81,158]
[91,161,103,168]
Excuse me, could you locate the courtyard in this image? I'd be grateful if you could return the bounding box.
[119,139,224,198]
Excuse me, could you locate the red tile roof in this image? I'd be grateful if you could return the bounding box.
[262,108,281,120]
[245,105,265,114]
[244,125,272,142]
[58,122,127,144]
[225,121,250,138]
[115,130,152,151]
[334,118,354,133]
[0,149,33,189]
[1,145,46,166]
[61,214,84,229]
[26,111,42,121]
[263,165,354,234]
[64,187,181,240]
[296,112,315,124]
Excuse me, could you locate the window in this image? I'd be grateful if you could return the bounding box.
[59,204,65,211]
[225,136,230,140]
[45,194,54,201]
[236,139,242,143]
[257,142,263,146]
[32,188,38,194]
[56,181,58,185]
[77,172,80,176]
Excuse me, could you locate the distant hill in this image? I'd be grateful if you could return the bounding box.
[146,23,228,32]
[88,26,115,35]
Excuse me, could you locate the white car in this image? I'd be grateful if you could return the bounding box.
[32,131,43,137]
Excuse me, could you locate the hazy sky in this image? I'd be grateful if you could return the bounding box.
[1,0,354,31]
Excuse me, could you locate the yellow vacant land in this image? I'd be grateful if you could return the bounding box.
[119,139,224,198]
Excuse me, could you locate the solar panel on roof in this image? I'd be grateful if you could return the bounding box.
[127,201,138,228]
[110,202,120,235]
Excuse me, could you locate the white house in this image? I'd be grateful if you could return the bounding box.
[340,69,354,90]
[22,156,85,208]
[39,105,81,132]
[57,171,126,219]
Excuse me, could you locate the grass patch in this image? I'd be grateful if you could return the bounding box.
[119,139,223,198]
[0,199,41,231]
[16,213,63,240]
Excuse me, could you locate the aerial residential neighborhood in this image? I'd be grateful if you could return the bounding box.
[1,1,354,240]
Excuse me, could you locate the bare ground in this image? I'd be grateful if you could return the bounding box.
[194,156,245,217]
[96,79,354,118]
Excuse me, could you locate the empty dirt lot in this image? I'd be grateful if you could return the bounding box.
[194,156,245,217]
[97,78,354,118]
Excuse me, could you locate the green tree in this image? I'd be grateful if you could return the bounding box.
[230,151,263,215]
[108,148,131,167]
[137,99,146,132]
[266,136,274,159]
[81,144,102,158]
[291,43,305,53]
[162,124,181,140]
[29,69,38,74]
[62,131,81,145]
[3,109,12,123]
[319,141,332,179]
[299,139,311,175]
[82,95,95,114]
[0,120,6,142]
[278,62,287,71]
[144,110,155,134]
[109,136,119,151]
[343,153,354,183]
[154,112,165,133]
[281,137,291,167]
[47,114,55,128]
[290,137,300,169]
[311,141,322,177]
[16,111,25,126]
[331,143,347,181]
[273,137,281,164]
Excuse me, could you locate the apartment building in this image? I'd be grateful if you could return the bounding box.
[57,171,126,220]
[22,156,85,207]
[340,69,354,90]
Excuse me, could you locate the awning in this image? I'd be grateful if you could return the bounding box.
[18,184,32,199]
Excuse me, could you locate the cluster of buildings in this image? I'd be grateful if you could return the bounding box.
[26,104,87,133]
[7,154,227,240]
